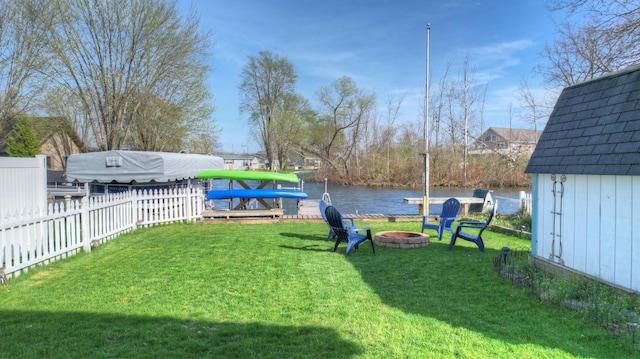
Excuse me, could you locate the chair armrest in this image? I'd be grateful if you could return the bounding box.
[458,221,485,229]
[342,217,356,226]
[459,220,482,225]
[352,226,371,232]
[422,215,440,224]
[441,216,457,226]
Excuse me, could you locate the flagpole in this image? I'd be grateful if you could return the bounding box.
[423,23,430,216]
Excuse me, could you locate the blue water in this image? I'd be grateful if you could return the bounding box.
[208,179,527,216]
[291,182,526,215]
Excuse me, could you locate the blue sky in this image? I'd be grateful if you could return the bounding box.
[177,0,561,153]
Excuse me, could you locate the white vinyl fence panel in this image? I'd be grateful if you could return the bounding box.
[1,187,203,279]
[0,155,47,219]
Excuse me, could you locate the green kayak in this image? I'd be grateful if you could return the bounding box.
[196,170,299,183]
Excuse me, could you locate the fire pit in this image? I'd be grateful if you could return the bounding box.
[375,231,430,248]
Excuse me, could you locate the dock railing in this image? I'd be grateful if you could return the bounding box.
[403,197,484,217]
[519,191,532,215]
[405,192,533,217]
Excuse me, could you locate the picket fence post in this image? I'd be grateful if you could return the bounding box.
[131,189,139,229]
[185,187,192,221]
[81,194,91,252]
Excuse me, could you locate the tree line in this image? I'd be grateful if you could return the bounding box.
[239,1,640,188]
[0,0,218,165]
[1,0,637,188]
[239,50,539,188]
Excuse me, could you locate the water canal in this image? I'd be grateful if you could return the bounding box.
[291,182,527,215]
[209,179,528,216]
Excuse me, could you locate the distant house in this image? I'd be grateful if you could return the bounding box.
[473,127,541,154]
[524,65,640,294]
[219,153,267,170]
[0,116,83,170]
[303,156,321,169]
[32,117,84,170]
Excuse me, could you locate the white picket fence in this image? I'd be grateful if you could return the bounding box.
[0,155,47,215]
[1,187,203,279]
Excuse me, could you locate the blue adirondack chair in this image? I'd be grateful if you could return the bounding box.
[421,197,461,241]
[449,201,497,252]
[319,198,356,241]
[324,205,375,256]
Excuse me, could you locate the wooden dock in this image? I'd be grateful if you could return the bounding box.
[201,200,421,223]
[282,213,421,223]
[202,209,284,221]
[284,199,420,222]
[403,197,485,216]
[200,196,491,223]
[297,199,321,216]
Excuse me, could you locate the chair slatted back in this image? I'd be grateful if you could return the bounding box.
[320,199,330,223]
[324,205,349,240]
[441,198,461,219]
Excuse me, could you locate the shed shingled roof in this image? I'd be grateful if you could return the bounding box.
[524,65,640,175]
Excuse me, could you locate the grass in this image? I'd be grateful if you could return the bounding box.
[0,220,636,358]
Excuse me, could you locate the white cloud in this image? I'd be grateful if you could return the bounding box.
[456,39,536,83]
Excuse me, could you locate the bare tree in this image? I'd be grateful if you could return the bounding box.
[187,132,221,155]
[39,86,90,152]
[382,93,404,181]
[239,50,297,170]
[540,22,626,86]
[0,0,49,142]
[454,55,481,183]
[272,93,314,170]
[543,0,640,86]
[133,61,217,152]
[44,0,213,151]
[518,78,551,139]
[310,76,375,184]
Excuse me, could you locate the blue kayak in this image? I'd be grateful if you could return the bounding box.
[207,189,308,200]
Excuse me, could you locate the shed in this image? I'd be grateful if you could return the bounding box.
[65,151,224,184]
[524,65,640,294]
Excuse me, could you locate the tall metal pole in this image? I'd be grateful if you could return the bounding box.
[423,23,430,215]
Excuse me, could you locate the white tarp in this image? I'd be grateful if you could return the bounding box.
[64,151,224,183]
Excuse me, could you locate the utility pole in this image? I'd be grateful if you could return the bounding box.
[423,23,430,216]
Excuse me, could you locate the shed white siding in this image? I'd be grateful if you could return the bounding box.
[532,173,639,292]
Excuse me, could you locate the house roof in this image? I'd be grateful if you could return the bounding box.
[218,153,264,160]
[484,127,541,143]
[525,65,640,175]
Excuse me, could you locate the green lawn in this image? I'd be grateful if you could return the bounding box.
[0,221,635,358]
